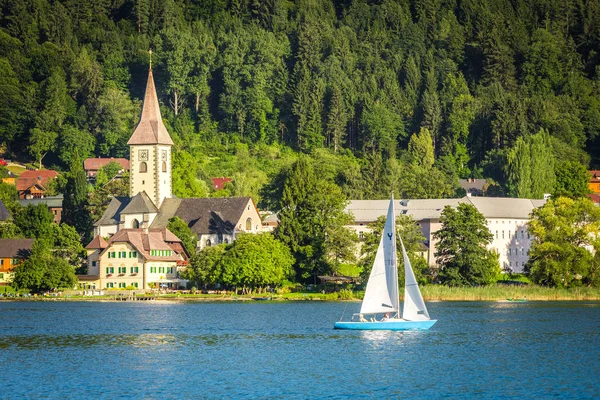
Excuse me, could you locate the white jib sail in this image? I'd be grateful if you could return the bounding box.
[400,236,430,321]
[360,197,399,315]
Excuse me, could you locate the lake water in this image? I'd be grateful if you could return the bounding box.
[0,300,598,399]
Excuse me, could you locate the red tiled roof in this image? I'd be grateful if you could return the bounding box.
[212,177,231,190]
[83,158,130,171]
[85,235,109,250]
[16,170,58,191]
[102,228,181,262]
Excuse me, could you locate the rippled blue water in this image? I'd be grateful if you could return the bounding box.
[0,300,598,399]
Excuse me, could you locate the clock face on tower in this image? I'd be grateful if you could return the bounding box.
[161,150,167,161]
[139,149,149,161]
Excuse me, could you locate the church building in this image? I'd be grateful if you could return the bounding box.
[81,68,263,290]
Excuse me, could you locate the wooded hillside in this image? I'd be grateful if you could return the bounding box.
[1,0,599,203]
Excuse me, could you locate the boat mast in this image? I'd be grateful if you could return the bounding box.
[389,194,400,317]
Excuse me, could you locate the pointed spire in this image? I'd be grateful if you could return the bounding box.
[127,68,174,145]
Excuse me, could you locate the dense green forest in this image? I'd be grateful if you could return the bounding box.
[1,0,599,204]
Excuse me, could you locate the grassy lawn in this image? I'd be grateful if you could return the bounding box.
[6,165,26,175]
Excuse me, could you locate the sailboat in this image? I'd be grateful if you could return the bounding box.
[334,195,437,331]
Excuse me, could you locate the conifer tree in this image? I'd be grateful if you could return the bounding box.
[61,151,93,244]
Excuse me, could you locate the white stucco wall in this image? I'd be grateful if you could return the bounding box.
[130,144,172,208]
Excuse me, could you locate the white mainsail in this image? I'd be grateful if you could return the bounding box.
[400,236,431,320]
[360,196,400,315]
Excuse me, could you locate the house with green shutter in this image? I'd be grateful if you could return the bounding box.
[83,228,187,290]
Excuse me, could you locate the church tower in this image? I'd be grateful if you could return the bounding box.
[128,68,173,208]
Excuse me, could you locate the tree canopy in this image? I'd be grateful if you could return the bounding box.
[434,203,500,286]
[0,0,598,202]
[526,197,600,287]
[184,232,294,293]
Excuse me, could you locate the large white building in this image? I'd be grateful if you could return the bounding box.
[346,195,546,273]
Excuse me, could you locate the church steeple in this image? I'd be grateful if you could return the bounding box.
[128,68,174,146]
[129,65,173,208]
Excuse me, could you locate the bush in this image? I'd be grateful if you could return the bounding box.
[338,289,354,300]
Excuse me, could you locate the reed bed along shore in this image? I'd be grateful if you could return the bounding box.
[420,285,600,301]
[2,285,600,302]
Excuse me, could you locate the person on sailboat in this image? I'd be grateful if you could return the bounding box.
[381,313,390,322]
[359,314,367,322]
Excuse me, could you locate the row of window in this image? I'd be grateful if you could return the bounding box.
[106,267,139,274]
[139,162,167,173]
[149,266,175,274]
[106,282,139,289]
[150,250,172,257]
[495,230,530,240]
[0,259,18,266]
[107,251,138,259]
[507,248,527,256]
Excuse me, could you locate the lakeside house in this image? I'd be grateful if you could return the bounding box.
[345,196,546,274]
[0,239,34,286]
[84,228,187,290]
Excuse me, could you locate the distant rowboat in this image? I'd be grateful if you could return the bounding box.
[506,298,527,302]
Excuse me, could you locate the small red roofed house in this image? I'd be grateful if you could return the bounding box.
[16,170,59,199]
[211,177,231,191]
[84,158,130,179]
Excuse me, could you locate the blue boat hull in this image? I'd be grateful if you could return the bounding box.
[334,319,437,331]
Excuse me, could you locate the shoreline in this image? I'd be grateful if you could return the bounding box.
[2,295,600,302]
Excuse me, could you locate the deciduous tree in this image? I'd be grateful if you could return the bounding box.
[11,240,77,293]
[526,197,600,287]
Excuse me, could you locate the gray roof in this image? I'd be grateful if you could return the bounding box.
[346,198,464,223]
[121,191,158,214]
[465,196,541,219]
[18,195,64,209]
[0,200,11,221]
[346,196,546,223]
[459,179,486,191]
[150,197,253,235]
[0,239,34,258]
[94,196,131,226]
